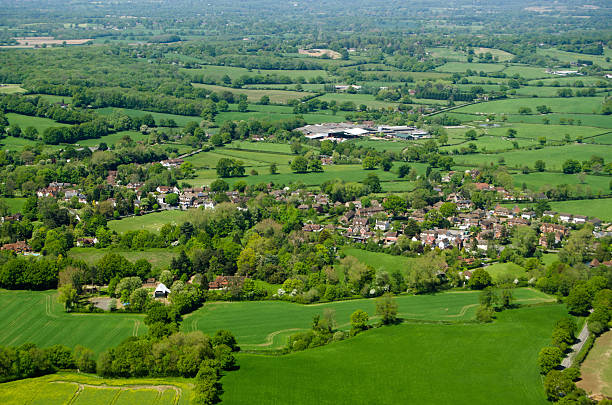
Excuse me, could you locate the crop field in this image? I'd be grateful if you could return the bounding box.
[191,83,312,103]
[184,287,555,351]
[6,112,69,132]
[220,304,567,405]
[95,107,200,127]
[0,373,192,405]
[453,143,612,170]
[454,96,605,115]
[577,330,612,397]
[0,290,146,354]
[504,113,612,129]
[108,209,196,233]
[69,247,178,269]
[503,198,612,221]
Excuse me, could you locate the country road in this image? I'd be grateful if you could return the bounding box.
[562,322,590,368]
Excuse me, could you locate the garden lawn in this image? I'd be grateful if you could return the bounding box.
[0,290,145,354]
[0,197,26,214]
[183,288,555,351]
[220,304,567,405]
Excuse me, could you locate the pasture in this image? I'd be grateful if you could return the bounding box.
[77,130,149,147]
[453,96,605,115]
[184,288,555,351]
[453,143,612,170]
[108,210,195,234]
[577,330,612,398]
[221,304,567,405]
[313,92,399,110]
[511,172,612,197]
[0,290,145,354]
[0,373,191,405]
[95,107,200,127]
[503,198,612,221]
[69,247,178,270]
[484,262,528,282]
[343,248,418,276]
[0,84,26,94]
[191,83,312,103]
[435,62,505,73]
[5,112,69,133]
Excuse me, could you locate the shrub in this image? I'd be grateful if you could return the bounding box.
[538,346,563,374]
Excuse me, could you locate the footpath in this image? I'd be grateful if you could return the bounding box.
[561,322,589,368]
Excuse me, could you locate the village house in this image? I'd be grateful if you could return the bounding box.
[208,275,247,290]
[1,241,32,254]
[160,158,184,168]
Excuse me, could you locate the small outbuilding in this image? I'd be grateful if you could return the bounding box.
[154,283,171,298]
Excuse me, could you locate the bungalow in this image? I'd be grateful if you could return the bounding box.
[559,213,573,223]
[208,275,246,290]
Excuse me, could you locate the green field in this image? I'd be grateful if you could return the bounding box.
[69,247,178,269]
[77,130,149,147]
[0,197,26,214]
[435,62,505,73]
[484,262,528,282]
[221,304,567,404]
[313,92,399,110]
[0,373,191,405]
[537,48,612,70]
[95,107,201,127]
[192,83,312,103]
[0,290,145,354]
[184,288,555,351]
[182,65,332,81]
[343,248,418,276]
[454,97,605,115]
[503,198,612,221]
[0,84,26,94]
[108,210,196,233]
[577,331,612,397]
[453,143,612,171]
[6,112,69,133]
[511,172,612,196]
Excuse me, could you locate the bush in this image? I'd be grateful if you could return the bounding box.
[538,346,564,374]
[544,370,576,401]
[476,305,495,323]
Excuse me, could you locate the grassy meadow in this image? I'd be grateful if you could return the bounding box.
[69,247,178,269]
[502,198,612,221]
[108,209,196,233]
[220,304,567,405]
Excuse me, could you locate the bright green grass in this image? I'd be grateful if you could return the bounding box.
[502,198,612,221]
[453,143,612,170]
[212,148,294,165]
[0,84,26,94]
[0,373,188,405]
[68,247,178,269]
[501,65,552,79]
[513,86,584,97]
[484,262,527,282]
[95,107,200,127]
[77,130,149,147]
[0,197,26,214]
[454,97,605,115]
[591,132,612,145]
[6,112,69,133]
[244,83,326,91]
[0,136,41,151]
[221,304,566,405]
[483,123,606,142]
[186,150,266,169]
[426,47,468,61]
[504,113,612,129]
[229,141,297,154]
[192,83,312,103]
[512,172,612,196]
[537,48,612,70]
[215,109,348,124]
[343,248,417,276]
[353,139,412,153]
[527,76,610,86]
[27,93,73,104]
[474,47,515,62]
[108,210,196,233]
[183,288,555,350]
[435,62,505,73]
[0,290,145,354]
[182,65,332,81]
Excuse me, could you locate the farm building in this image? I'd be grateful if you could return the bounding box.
[209,275,247,290]
[296,123,373,141]
[154,283,171,298]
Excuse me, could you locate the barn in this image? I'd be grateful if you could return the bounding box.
[154,283,171,298]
